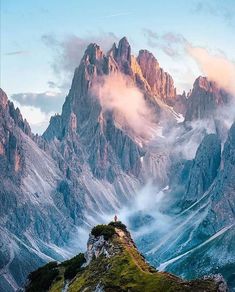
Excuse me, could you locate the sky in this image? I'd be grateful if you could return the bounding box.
[1,0,235,133]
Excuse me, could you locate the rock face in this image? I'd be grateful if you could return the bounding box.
[136,122,235,290]
[0,89,81,292]
[43,37,177,182]
[137,50,176,103]
[185,76,229,121]
[183,134,221,207]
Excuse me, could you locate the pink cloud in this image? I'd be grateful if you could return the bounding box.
[92,73,155,139]
[187,45,235,96]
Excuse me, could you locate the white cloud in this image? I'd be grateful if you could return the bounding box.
[11,99,54,134]
[42,32,118,76]
[11,91,63,114]
[187,45,235,96]
[91,73,156,139]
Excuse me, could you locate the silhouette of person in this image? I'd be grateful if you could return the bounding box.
[114,215,117,222]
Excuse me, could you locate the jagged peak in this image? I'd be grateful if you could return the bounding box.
[82,42,104,64]
[107,42,118,58]
[138,49,159,64]
[116,36,131,62]
[0,88,8,109]
[193,76,221,93]
[227,121,235,146]
[194,75,210,88]
[118,36,129,45]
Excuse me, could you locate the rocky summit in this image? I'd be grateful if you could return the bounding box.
[25,222,227,292]
[0,37,234,291]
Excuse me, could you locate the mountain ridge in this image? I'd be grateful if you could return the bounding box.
[25,222,227,292]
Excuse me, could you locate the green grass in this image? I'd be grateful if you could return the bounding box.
[91,224,116,240]
[26,223,218,292]
[62,253,86,280]
[26,262,59,292]
[68,234,217,292]
[108,221,128,232]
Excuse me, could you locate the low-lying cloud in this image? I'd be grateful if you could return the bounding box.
[92,73,156,139]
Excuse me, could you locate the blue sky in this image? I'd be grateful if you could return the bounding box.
[1,0,235,133]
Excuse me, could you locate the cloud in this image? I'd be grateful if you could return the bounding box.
[104,12,132,18]
[187,45,235,96]
[42,32,118,76]
[91,73,156,139]
[143,29,235,96]
[143,29,186,58]
[4,51,29,56]
[100,181,173,238]
[11,91,64,114]
[192,0,234,25]
[11,99,54,134]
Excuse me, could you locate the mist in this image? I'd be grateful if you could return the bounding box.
[92,73,156,139]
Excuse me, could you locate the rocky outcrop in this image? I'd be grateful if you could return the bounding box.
[185,76,229,121]
[173,91,188,115]
[26,223,225,292]
[0,89,26,177]
[137,50,176,103]
[0,88,8,109]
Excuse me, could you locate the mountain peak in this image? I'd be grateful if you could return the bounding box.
[137,49,176,101]
[83,42,104,64]
[116,36,131,63]
[0,88,8,109]
[194,76,213,91]
[185,76,230,121]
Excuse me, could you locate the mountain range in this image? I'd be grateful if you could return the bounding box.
[0,37,234,291]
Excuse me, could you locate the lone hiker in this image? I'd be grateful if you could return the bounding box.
[114,215,118,222]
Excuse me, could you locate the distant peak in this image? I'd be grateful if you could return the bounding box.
[116,36,131,62]
[107,42,117,58]
[119,36,129,45]
[83,43,104,64]
[138,49,155,58]
[0,88,8,109]
[137,49,159,66]
[193,76,220,92]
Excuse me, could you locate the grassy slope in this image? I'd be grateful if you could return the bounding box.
[68,229,217,292]
[27,224,218,292]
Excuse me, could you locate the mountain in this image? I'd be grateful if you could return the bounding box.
[0,37,178,291]
[134,123,235,290]
[25,222,227,292]
[0,89,80,291]
[185,76,230,121]
[0,37,234,291]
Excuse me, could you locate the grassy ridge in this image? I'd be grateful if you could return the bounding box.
[26,223,218,292]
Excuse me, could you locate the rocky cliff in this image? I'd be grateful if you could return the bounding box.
[135,122,235,290]
[185,76,229,121]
